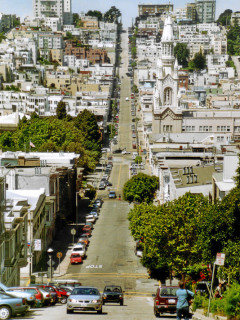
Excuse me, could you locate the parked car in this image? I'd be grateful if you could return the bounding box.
[33,287,51,306]
[71,244,86,258]
[108,191,116,199]
[0,283,36,307]
[94,198,103,205]
[113,149,122,154]
[153,286,178,318]
[67,286,102,314]
[86,215,96,223]
[80,230,92,237]
[70,253,83,265]
[105,181,112,187]
[77,235,89,246]
[32,285,58,305]
[122,150,131,155]
[0,292,28,320]
[98,182,106,190]
[9,287,44,307]
[195,281,210,296]
[102,285,124,305]
[85,221,93,229]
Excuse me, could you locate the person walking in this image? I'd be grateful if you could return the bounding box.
[176,281,194,320]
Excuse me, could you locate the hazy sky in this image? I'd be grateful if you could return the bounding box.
[0,0,239,27]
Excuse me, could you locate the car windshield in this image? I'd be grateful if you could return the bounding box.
[73,247,83,252]
[104,286,122,293]
[71,254,80,258]
[72,288,99,296]
[160,287,178,296]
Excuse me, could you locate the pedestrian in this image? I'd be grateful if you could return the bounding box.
[176,281,194,320]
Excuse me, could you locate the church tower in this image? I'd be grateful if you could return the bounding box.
[152,16,182,134]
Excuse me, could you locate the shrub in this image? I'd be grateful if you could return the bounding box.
[223,283,240,319]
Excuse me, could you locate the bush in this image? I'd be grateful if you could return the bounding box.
[192,293,208,312]
[223,283,240,319]
[192,283,240,319]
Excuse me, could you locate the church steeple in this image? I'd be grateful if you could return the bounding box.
[161,16,174,60]
[153,15,178,111]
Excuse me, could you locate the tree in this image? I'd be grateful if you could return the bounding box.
[174,43,190,68]
[188,50,206,71]
[86,10,103,21]
[74,109,101,152]
[84,184,96,200]
[123,173,159,204]
[72,13,79,26]
[56,101,67,120]
[0,32,6,44]
[104,6,121,23]
[217,9,232,26]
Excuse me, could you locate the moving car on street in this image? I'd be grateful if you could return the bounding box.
[108,191,116,199]
[102,285,124,305]
[67,286,102,314]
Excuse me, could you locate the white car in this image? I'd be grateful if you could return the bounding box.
[125,97,129,101]
[86,215,97,223]
[72,244,86,258]
[122,150,131,155]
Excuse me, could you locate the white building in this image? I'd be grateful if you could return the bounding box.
[33,0,72,25]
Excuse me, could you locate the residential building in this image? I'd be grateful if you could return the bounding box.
[231,11,240,26]
[138,4,174,17]
[196,0,216,23]
[33,0,72,25]
[186,3,197,23]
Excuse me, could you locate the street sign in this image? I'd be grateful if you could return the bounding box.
[57,252,62,259]
[71,228,76,235]
[47,259,55,267]
[34,239,41,251]
[215,253,225,266]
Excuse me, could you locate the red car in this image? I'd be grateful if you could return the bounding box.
[70,253,83,265]
[81,231,92,237]
[82,225,92,232]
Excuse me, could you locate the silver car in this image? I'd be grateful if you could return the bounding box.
[67,287,102,314]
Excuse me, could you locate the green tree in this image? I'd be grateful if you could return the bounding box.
[188,50,206,71]
[217,9,232,26]
[72,13,79,26]
[84,184,96,199]
[174,43,190,68]
[74,109,101,152]
[86,10,103,21]
[123,173,159,204]
[56,101,67,120]
[0,32,6,44]
[104,6,121,23]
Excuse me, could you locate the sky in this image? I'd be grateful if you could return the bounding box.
[0,0,239,27]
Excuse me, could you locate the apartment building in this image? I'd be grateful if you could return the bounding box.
[65,40,110,64]
[196,0,216,23]
[33,0,72,25]
[138,4,174,17]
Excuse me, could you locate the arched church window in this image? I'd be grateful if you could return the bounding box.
[164,87,173,105]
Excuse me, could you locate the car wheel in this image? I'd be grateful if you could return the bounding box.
[67,309,73,314]
[120,300,123,306]
[154,310,160,318]
[60,296,67,304]
[0,306,11,320]
[97,308,102,314]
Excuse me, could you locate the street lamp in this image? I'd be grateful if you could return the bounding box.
[47,248,54,282]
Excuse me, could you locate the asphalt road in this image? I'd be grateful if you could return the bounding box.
[16,29,163,320]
